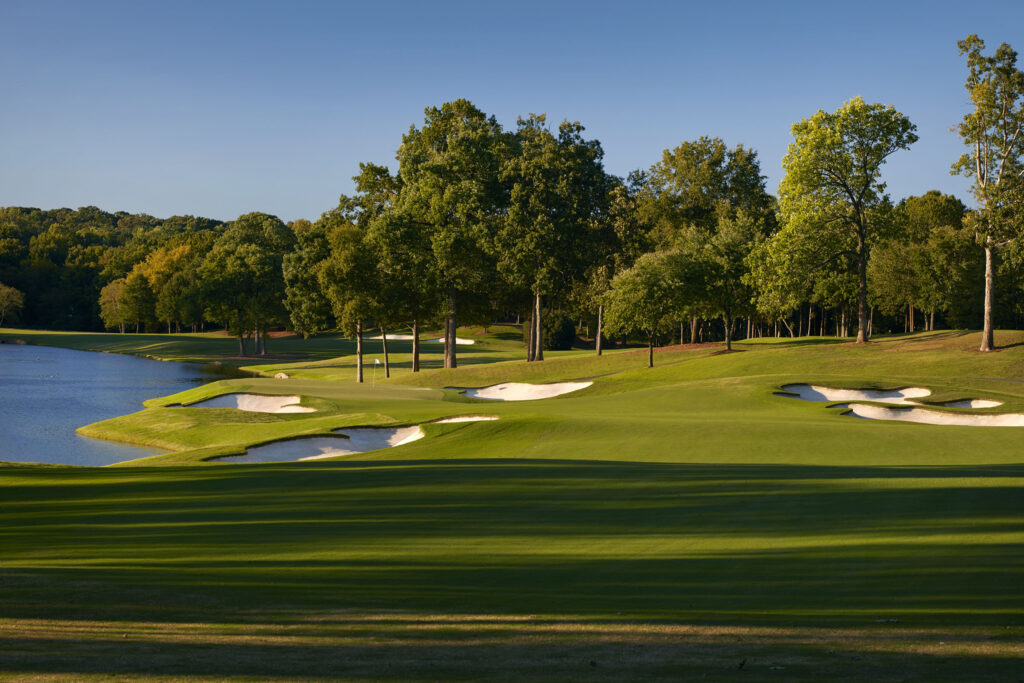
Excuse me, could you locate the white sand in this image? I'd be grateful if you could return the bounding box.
[936,399,1003,409]
[780,383,930,405]
[839,403,1024,427]
[432,415,500,423]
[364,334,476,345]
[188,393,317,414]
[427,336,475,345]
[463,382,593,401]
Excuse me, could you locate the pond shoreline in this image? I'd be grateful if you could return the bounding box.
[0,343,229,466]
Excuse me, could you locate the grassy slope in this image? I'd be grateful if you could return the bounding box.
[2,328,1024,680]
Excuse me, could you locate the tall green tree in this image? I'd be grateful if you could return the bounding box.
[395,99,509,369]
[869,191,970,331]
[284,217,335,338]
[365,207,439,372]
[603,251,695,368]
[698,212,763,350]
[0,282,24,327]
[497,114,611,361]
[121,271,156,332]
[318,222,376,382]
[637,138,774,343]
[953,35,1024,351]
[98,279,128,333]
[639,136,775,248]
[200,213,294,355]
[778,97,918,343]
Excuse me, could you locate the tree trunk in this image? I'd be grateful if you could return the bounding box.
[596,304,603,356]
[868,306,874,339]
[381,329,390,378]
[929,310,935,331]
[781,317,794,337]
[411,320,420,372]
[526,312,535,361]
[690,316,698,344]
[980,242,995,352]
[534,293,544,361]
[797,305,803,337]
[723,313,732,351]
[262,330,269,355]
[237,334,244,355]
[355,319,364,383]
[648,334,654,368]
[445,294,457,369]
[856,230,869,343]
[909,303,915,333]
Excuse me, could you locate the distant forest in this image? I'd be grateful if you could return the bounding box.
[2,35,1022,364]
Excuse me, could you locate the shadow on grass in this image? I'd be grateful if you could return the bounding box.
[3,460,1022,618]
[2,458,1022,678]
[3,628,1021,680]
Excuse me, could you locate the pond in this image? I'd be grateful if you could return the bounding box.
[0,343,227,466]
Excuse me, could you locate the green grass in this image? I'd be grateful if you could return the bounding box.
[0,323,606,378]
[2,327,1024,679]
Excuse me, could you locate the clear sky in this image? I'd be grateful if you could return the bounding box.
[1,0,1022,222]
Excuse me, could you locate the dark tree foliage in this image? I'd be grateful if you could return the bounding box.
[0,206,225,330]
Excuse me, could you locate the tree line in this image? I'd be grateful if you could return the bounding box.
[1,35,1021,371]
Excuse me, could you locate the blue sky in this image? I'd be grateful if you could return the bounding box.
[1,0,1022,222]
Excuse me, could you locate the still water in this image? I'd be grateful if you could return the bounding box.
[0,344,222,466]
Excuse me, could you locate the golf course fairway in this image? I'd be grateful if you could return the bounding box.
[1,327,1023,680]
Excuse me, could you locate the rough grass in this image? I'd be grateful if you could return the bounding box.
[2,327,1024,679]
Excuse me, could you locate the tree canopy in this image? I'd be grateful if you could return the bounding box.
[777,96,918,342]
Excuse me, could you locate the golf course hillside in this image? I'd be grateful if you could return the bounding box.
[2,327,1024,680]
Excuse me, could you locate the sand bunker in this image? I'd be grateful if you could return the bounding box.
[935,399,1003,409]
[188,393,317,414]
[364,334,475,345]
[780,384,930,405]
[462,382,592,401]
[226,426,424,463]
[218,415,499,463]
[303,425,425,459]
[839,403,1024,427]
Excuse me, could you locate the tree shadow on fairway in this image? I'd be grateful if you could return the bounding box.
[3,459,1023,620]
[3,625,1022,681]
[3,459,1023,678]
